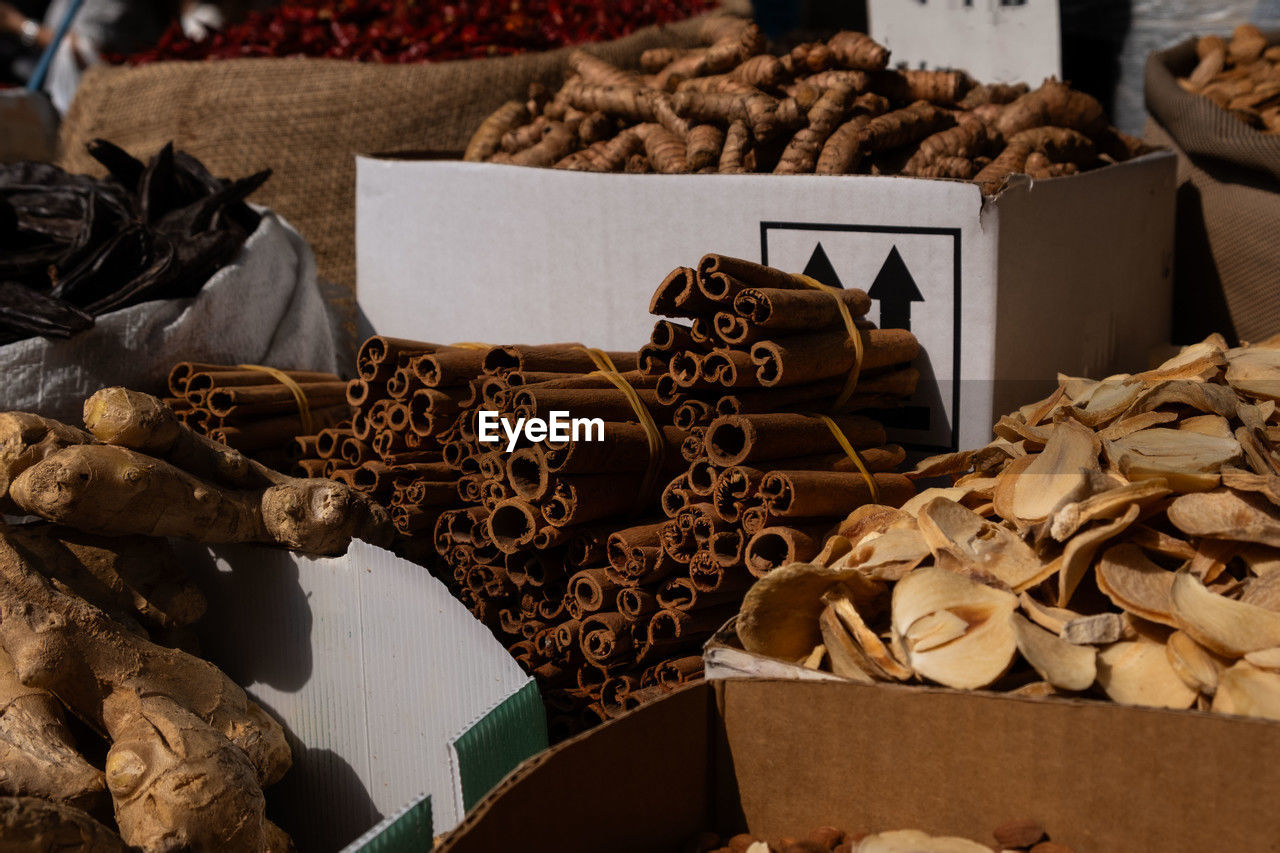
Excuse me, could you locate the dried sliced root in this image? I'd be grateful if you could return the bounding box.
[856,829,993,853]
[1095,543,1176,626]
[1010,612,1096,690]
[916,497,1049,591]
[1096,636,1197,709]
[1170,570,1280,656]
[1001,419,1100,524]
[891,566,1017,689]
[1212,661,1280,720]
[1168,489,1280,548]
[1166,630,1227,695]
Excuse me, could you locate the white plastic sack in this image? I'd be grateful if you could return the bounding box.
[0,210,338,423]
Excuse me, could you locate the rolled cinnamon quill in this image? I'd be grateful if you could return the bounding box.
[745,525,826,577]
[750,328,920,387]
[733,286,872,331]
[758,470,915,516]
[704,413,885,466]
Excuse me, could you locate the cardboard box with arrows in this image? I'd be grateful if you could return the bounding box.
[356,152,1175,451]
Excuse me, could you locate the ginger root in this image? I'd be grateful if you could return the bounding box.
[0,649,106,812]
[0,796,125,852]
[80,388,393,555]
[3,524,205,629]
[0,538,291,849]
[12,443,390,556]
[0,412,93,512]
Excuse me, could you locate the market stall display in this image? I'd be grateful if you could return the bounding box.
[0,140,266,345]
[466,25,1148,191]
[733,333,1280,719]
[291,254,919,735]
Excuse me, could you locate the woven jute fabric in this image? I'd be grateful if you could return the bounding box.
[1144,33,1280,345]
[57,2,748,304]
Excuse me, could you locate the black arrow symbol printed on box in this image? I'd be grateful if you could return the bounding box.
[868,245,923,332]
[801,242,844,289]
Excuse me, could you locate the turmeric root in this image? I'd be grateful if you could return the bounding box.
[0,649,106,812]
[704,22,764,73]
[1009,126,1096,166]
[902,117,997,175]
[803,69,870,93]
[653,93,693,137]
[718,119,752,173]
[687,124,726,171]
[0,796,124,852]
[872,69,972,106]
[640,46,700,73]
[463,100,529,162]
[0,540,291,849]
[814,114,871,174]
[913,156,976,179]
[0,412,93,512]
[730,54,787,89]
[568,50,643,89]
[500,116,551,155]
[958,81,1029,108]
[510,122,577,168]
[996,78,1107,137]
[974,140,1033,194]
[636,123,689,174]
[556,128,642,172]
[776,82,858,174]
[827,31,890,71]
[789,41,833,74]
[562,78,657,122]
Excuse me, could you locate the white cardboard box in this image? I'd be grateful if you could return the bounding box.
[183,541,543,851]
[868,0,1061,84]
[357,154,1175,454]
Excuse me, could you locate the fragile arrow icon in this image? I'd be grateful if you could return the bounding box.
[868,246,924,332]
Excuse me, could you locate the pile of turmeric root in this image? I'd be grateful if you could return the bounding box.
[0,388,391,850]
[464,17,1147,193]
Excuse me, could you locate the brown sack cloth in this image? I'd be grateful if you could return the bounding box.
[56,1,749,310]
[1144,32,1280,346]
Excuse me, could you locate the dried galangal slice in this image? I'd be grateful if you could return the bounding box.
[856,830,993,853]
[1095,543,1176,626]
[737,562,882,660]
[891,565,1017,690]
[1096,635,1197,709]
[1170,571,1280,656]
[916,497,1051,591]
[1168,489,1280,548]
[1166,630,1227,695]
[1010,612,1097,690]
[996,419,1100,526]
[1212,661,1280,721]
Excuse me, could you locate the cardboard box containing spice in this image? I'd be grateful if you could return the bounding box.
[356,151,1175,456]
[435,676,1280,852]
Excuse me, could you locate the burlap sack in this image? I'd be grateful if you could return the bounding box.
[56,1,750,312]
[1144,33,1280,345]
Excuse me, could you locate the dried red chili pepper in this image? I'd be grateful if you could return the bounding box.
[115,0,714,65]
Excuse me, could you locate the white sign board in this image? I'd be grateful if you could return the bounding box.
[869,0,1062,85]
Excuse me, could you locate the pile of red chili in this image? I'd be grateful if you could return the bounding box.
[119,0,716,64]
